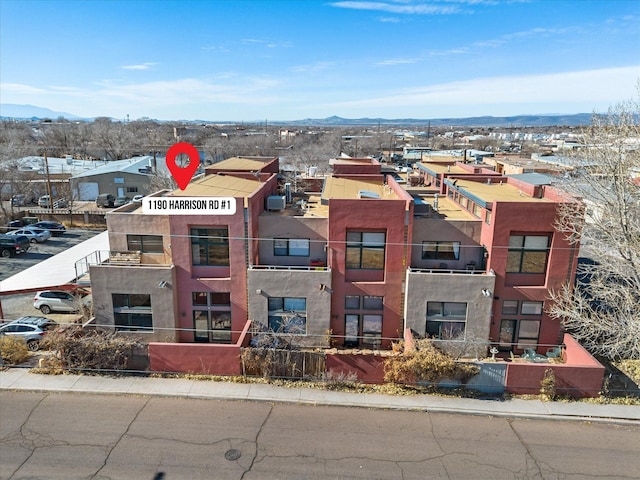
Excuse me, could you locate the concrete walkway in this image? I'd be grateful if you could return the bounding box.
[1,367,638,425]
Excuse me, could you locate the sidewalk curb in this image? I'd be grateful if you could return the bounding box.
[2,368,639,426]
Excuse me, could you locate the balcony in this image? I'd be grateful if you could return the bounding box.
[249,263,329,272]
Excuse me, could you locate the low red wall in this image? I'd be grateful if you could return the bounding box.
[148,320,252,375]
[326,353,386,383]
[505,334,605,398]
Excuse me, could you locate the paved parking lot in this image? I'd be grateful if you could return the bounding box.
[1,228,103,322]
[0,228,103,283]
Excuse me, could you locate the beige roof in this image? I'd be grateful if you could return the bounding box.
[168,173,261,200]
[322,177,398,200]
[417,162,467,175]
[455,179,551,203]
[207,156,272,171]
[415,196,477,221]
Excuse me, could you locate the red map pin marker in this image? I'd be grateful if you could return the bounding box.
[166,142,200,190]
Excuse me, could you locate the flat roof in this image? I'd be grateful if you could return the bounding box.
[322,177,398,201]
[0,231,110,294]
[454,179,552,203]
[206,156,273,171]
[414,195,477,221]
[416,162,467,175]
[167,173,262,199]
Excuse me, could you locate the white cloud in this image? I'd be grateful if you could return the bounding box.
[121,62,157,71]
[375,57,420,66]
[290,61,336,73]
[329,1,463,15]
[0,83,46,95]
[326,65,640,111]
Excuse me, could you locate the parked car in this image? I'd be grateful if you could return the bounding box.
[38,195,51,207]
[132,195,144,203]
[11,194,35,206]
[0,233,31,257]
[6,227,51,243]
[0,316,58,351]
[114,196,131,207]
[33,290,82,314]
[96,193,115,208]
[32,221,66,236]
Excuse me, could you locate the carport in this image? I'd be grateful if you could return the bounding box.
[0,231,109,319]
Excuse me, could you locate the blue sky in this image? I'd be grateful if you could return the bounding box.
[1,0,639,121]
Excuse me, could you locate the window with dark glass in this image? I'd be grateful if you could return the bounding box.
[346,231,385,269]
[192,291,231,343]
[267,297,306,334]
[191,227,229,266]
[344,296,384,347]
[421,241,460,260]
[499,300,543,350]
[345,296,360,309]
[112,293,152,331]
[273,238,310,256]
[506,234,550,273]
[426,302,467,340]
[127,234,163,253]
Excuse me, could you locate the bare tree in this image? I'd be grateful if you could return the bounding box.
[549,96,640,360]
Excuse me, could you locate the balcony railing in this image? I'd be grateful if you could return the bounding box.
[249,264,330,272]
[408,267,487,275]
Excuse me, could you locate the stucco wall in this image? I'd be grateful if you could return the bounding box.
[89,264,178,342]
[411,216,484,270]
[247,268,333,347]
[325,353,386,383]
[257,216,328,267]
[505,334,604,398]
[404,270,496,341]
[106,210,172,264]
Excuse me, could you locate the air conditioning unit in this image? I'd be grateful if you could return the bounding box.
[266,195,286,211]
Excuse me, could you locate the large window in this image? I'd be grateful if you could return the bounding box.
[346,231,385,269]
[274,238,310,257]
[127,234,163,253]
[267,297,307,334]
[344,295,384,347]
[499,299,544,350]
[112,293,152,331]
[506,234,550,273]
[191,227,229,266]
[192,292,231,343]
[422,241,460,260]
[426,302,467,340]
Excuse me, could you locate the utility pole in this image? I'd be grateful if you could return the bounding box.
[44,151,54,213]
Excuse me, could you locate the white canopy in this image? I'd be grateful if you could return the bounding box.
[0,231,109,294]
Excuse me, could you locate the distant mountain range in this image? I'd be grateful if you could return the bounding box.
[0,104,81,120]
[0,103,594,127]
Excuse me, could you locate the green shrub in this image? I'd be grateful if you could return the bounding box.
[0,336,30,365]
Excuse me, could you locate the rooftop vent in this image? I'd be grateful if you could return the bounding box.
[358,190,380,199]
[266,195,286,211]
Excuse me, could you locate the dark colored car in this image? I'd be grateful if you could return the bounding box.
[32,221,66,236]
[0,233,31,257]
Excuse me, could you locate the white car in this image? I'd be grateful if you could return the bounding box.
[6,227,51,243]
[33,290,80,314]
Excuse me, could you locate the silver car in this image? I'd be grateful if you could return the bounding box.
[0,316,58,351]
[6,227,51,243]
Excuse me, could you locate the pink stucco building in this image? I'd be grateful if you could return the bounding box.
[89,155,580,358]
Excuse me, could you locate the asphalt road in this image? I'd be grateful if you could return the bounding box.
[1,391,639,480]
